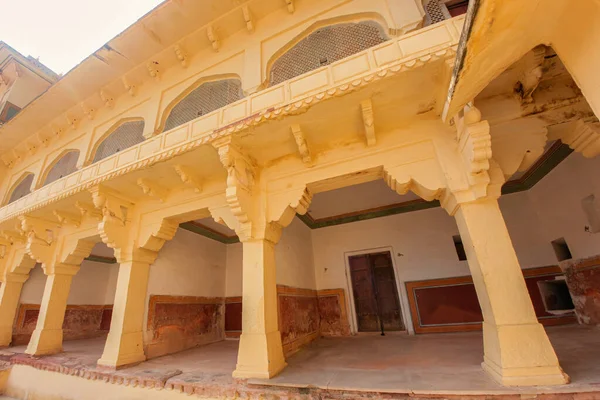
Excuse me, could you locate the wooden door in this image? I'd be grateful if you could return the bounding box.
[349,252,404,332]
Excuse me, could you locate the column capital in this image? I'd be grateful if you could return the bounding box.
[213,136,313,243]
[558,119,600,158]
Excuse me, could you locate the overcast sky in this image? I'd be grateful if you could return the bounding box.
[0,0,164,75]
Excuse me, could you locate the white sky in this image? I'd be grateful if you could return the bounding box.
[0,0,165,75]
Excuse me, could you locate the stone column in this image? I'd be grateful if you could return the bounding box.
[97,255,152,369]
[454,197,568,386]
[26,264,79,355]
[233,238,286,379]
[0,273,28,346]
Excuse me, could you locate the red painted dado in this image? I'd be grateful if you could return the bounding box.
[406,266,577,334]
[13,304,113,345]
[145,295,224,359]
[561,255,600,326]
[224,286,352,355]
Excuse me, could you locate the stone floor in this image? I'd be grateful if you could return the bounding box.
[3,324,600,398]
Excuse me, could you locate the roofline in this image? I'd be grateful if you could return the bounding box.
[0,0,168,132]
[442,0,481,121]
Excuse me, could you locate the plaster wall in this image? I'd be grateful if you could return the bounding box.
[19,261,118,306]
[310,153,600,333]
[146,228,227,300]
[527,152,600,259]
[225,216,317,297]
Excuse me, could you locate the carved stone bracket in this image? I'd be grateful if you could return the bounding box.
[455,105,492,184]
[174,165,203,192]
[213,137,257,241]
[138,219,178,255]
[137,178,169,202]
[53,210,82,227]
[75,201,102,221]
[360,99,376,146]
[560,120,600,158]
[290,125,312,165]
[90,186,134,260]
[19,216,60,268]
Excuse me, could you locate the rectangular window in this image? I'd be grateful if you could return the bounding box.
[551,237,572,262]
[453,235,467,261]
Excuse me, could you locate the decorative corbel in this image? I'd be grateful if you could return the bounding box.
[1,154,15,169]
[207,26,220,52]
[284,0,295,13]
[51,124,64,139]
[81,103,95,120]
[454,103,492,185]
[212,137,257,240]
[74,201,102,221]
[146,61,160,80]
[19,216,59,266]
[100,89,114,109]
[173,44,188,68]
[559,120,600,158]
[90,186,134,253]
[0,230,25,245]
[122,77,136,97]
[515,46,545,104]
[46,239,95,276]
[25,140,38,156]
[360,99,376,146]
[137,178,169,202]
[137,218,178,255]
[65,113,79,130]
[35,132,49,148]
[290,125,312,164]
[242,5,254,33]
[174,165,203,192]
[53,210,81,227]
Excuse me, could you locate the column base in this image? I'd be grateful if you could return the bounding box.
[232,331,287,379]
[25,328,63,356]
[481,322,569,387]
[97,331,146,369]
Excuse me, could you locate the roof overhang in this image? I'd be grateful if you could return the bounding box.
[441,0,570,121]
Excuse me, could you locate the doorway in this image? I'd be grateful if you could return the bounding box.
[348,251,404,333]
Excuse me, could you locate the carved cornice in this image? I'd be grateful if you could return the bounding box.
[0,40,458,226]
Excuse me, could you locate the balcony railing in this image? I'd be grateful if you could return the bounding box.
[0,16,465,224]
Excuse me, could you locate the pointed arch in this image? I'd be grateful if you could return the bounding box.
[158,75,244,134]
[89,118,145,164]
[4,172,34,205]
[38,149,80,188]
[266,15,389,87]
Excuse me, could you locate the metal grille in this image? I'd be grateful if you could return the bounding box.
[269,21,388,86]
[7,173,33,204]
[162,79,243,132]
[43,150,79,187]
[424,0,450,25]
[92,120,145,163]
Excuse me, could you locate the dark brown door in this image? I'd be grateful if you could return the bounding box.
[349,252,404,332]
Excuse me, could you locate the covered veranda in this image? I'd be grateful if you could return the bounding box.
[2,324,599,399]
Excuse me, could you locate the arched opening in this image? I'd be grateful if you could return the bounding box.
[91,120,145,164]
[6,173,34,205]
[40,150,80,187]
[160,78,244,133]
[267,20,389,87]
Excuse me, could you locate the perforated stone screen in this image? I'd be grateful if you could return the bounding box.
[92,120,145,163]
[424,0,451,26]
[8,173,33,204]
[268,21,388,87]
[43,150,79,187]
[162,79,244,133]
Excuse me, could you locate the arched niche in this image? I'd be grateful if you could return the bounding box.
[158,77,244,134]
[5,172,34,205]
[89,119,145,164]
[39,149,80,188]
[266,17,389,87]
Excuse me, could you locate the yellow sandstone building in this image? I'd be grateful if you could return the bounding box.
[0,0,599,398]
